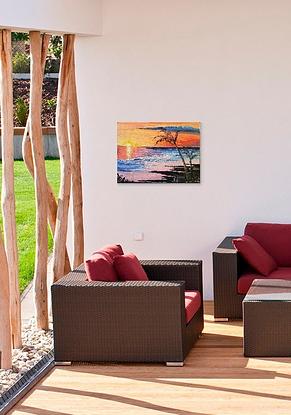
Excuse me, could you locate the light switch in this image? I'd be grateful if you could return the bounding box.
[134,232,144,241]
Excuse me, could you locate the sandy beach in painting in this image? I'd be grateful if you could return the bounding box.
[117,122,200,183]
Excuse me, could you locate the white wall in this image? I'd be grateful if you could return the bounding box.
[0,0,101,35]
[75,0,291,299]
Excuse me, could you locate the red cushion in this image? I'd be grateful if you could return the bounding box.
[94,244,124,260]
[238,273,266,294]
[185,291,201,323]
[85,252,118,282]
[245,223,291,266]
[233,235,277,276]
[114,253,148,281]
[238,267,291,294]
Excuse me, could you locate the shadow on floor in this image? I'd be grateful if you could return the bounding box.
[27,385,212,415]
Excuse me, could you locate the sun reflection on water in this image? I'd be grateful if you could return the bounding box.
[126,144,132,159]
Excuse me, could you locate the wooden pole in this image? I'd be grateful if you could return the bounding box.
[52,35,73,282]
[68,43,84,269]
[0,32,13,362]
[0,29,21,348]
[22,35,71,275]
[0,234,12,369]
[29,31,49,330]
[23,34,50,171]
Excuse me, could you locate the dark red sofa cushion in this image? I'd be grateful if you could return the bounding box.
[233,235,277,276]
[85,252,118,282]
[238,273,265,294]
[245,223,291,266]
[238,267,291,294]
[114,253,148,281]
[185,291,201,323]
[94,244,124,260]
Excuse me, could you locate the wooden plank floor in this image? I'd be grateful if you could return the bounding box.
[9,302,291,415]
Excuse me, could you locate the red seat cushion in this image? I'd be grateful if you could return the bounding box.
[238,267,291,294]
[238,273,266,294]
[94,244,124,260]
[233,235,277,276]
[185,291,201,323]
[85,252,118,282]
[114,253,148,281]
[245,223,291,266]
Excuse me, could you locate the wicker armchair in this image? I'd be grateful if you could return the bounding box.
[52,260,204,366]
[213,236,245,320]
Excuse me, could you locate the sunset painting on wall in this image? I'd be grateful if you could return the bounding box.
[117,122,200,183]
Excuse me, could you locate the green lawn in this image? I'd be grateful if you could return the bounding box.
[0,159,60,293]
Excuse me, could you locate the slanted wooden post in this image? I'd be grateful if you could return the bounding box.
[52,34,74,282]
[68,43,84,268]
[0,29,21,348]
[29,31,49,330]
[22,35,71,275]
[0,235,12,369]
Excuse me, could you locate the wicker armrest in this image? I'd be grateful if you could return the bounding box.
[213,236,240,312]
[213,236,238,254]
[213,237,239,285]
[52,276,185,290]
[141,260,202,292]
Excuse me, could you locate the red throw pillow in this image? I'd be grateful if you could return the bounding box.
[93,244,124,260]
[85,252,118,282]
[114,253,148,281]
[233,235,277,276]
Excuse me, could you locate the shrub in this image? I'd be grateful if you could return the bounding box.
[45,58,60,73]
[48,36,62,60]
[12,52,30,73]
[43,98,57,126]
[45,36,62,74]
[45,98,57,110]
[15,98,29,126]
[12,32,29,42]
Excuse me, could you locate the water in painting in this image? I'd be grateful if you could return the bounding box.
[117,122,200,183]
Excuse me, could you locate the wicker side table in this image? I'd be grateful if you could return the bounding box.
[243,279,291,357]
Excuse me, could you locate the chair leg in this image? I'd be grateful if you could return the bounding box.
[55,361,72,366]
[214,317,229,322]
[166,361,184,367]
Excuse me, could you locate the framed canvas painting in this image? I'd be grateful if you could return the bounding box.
[117,122,200,183]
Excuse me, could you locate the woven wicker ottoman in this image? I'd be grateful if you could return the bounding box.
[243,279,291,357]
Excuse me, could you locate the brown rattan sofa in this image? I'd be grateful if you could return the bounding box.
[52,260,204,366]
[213,222,291,320]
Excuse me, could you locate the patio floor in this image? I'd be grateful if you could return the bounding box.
[9,302,291,415]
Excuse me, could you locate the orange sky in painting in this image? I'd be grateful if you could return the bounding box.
[117,122,200,148]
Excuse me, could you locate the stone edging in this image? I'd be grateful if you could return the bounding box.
[20,280,33,302]
[0,127,56,136]
[13,73,59,80]
[0,351,54,415]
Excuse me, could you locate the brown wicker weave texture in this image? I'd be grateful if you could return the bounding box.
[213,237,245,319]
[52,260,204,363]
[243,279,291,357]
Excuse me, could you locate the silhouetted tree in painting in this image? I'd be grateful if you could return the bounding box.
[145,125,200,183]
[181,148,198,179]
